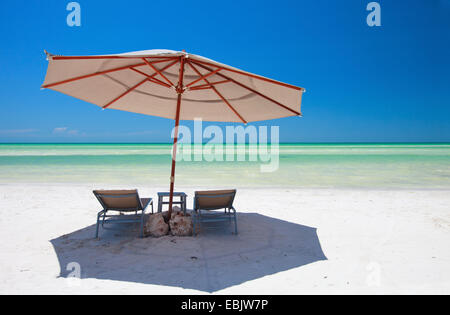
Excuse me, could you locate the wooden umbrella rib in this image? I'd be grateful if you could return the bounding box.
[103,59,181,108]
[51,55,179,60]
[187,61,247,124]
[102,78,149,109]
[188,86,213,91]
[147,77,172,88]
[190,60,302,116]
[185,68,221,88]
[145,59,180,80]
[140,59,180,87]
[41,58,172,89]
[143,58,175,87]
[129,68,172,88]
[189,79,231,90]
[190,58,304,91]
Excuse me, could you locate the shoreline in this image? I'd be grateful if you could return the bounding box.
[1,182,450,192]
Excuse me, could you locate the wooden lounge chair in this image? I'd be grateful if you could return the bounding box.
[93,190,153,239]
[193,189,237,236]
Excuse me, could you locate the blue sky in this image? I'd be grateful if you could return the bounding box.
[0,0,449,143]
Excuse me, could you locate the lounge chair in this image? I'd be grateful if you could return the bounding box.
[93,190,153,238]
[193,189,237,236]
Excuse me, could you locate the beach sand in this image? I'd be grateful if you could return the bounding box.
[0,184,449,294]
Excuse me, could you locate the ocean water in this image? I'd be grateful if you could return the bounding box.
[0,143,449,189]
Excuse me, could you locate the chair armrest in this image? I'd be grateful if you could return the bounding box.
[140,198,152,211]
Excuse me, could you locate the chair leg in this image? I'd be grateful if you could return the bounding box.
[233,210,238,235]
[158,197,162,213]
[193,212,197,236]
[139,210,146,238]
[95,211,104,239]
[101,211,106,228]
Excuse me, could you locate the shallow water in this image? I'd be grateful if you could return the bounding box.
[0,143,449,189]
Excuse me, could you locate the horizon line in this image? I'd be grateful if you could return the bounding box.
[0,142,449,145]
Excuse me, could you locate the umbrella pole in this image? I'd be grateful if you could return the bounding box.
[168,94,182,220]
[168,56,185,220]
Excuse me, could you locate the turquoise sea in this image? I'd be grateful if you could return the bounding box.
[0,144,449,189]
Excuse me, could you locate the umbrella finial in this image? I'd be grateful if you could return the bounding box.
[44,50,51,61]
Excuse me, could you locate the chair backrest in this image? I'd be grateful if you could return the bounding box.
[93,190,142,211]
[194,189,236,211]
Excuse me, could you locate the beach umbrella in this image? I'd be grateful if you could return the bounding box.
[42,49,305,219]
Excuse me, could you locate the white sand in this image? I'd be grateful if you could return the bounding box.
[0,184,449,295]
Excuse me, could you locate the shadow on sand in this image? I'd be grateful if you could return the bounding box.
[50,212,327,292]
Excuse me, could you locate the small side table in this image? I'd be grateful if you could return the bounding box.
[157,192,187,215]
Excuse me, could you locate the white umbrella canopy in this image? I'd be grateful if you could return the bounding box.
[42,49,305,218]
[42,49,304,123]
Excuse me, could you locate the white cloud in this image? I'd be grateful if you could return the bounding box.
[52,127,84,137]
[0,129,38,135]
[53,127,68,134]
